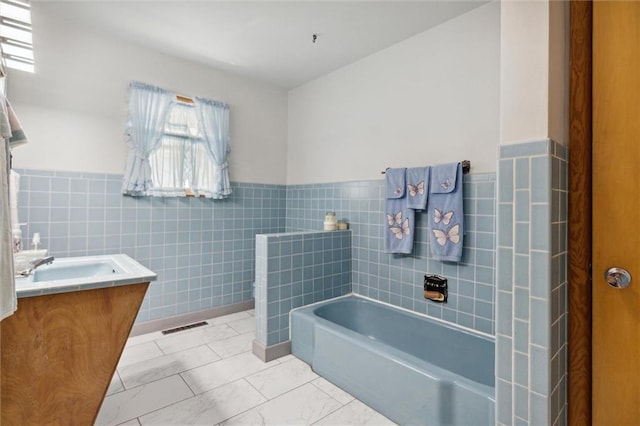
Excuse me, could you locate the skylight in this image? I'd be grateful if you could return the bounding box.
[0,0,33,73]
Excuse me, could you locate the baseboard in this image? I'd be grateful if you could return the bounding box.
[252,339,291,362]
[130,300,255,336]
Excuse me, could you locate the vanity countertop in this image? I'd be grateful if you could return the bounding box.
[14,254,157,298]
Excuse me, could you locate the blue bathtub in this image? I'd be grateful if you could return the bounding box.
[291,295,495,425]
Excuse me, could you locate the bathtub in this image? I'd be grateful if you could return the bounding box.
[291,295,495,425]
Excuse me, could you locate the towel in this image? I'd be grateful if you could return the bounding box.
[0,90,21,321]
[385,167,406,199]
[384,168,415,254]
[428,162,464,262]
[0,141,16,320]
[406,166,430,210]
[4,99,28,148]
[384,198,415,254]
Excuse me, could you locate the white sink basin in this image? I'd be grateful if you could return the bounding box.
[15,254,157,298]
[32,259,123,282]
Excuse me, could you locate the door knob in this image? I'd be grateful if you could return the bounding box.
[605,267,632,289]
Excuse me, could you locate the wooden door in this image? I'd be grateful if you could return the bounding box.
[593,2,640,424]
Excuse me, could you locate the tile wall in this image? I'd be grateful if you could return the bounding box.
[15,168,499,339]
[14,169,286,323]
[286,173,497,335]
[254,230,351,346]
[495,140,568,425]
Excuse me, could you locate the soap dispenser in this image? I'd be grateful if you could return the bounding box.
[12,227,22,253]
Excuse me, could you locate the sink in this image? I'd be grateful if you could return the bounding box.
[32,260,123,282]
[14,254,157,298]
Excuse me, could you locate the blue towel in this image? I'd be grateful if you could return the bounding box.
[384,198,415,254]
[406,166,430,210]
[385,168,406,199]
[428,162,464,262]
[384,168,414,254]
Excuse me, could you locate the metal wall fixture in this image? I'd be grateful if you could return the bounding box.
[381,160,471,175]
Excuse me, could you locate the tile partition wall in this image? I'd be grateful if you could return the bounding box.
[495,140,568,425]
[286,173,497,335]
[254,230,351,347]
[14,169,286,323]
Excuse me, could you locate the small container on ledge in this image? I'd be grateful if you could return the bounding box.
[324,211,337,231]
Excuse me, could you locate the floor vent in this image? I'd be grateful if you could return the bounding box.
[161,321,209,335]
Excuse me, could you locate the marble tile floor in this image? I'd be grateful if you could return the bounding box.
[97,309,396,425]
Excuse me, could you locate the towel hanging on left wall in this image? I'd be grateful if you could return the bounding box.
[0,95,27,320]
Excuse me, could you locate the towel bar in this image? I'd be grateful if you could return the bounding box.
[381,160,471,175]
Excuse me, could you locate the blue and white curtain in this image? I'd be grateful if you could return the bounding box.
[195,97,231,199]
[122,81,174,196]
[122,81,232,199]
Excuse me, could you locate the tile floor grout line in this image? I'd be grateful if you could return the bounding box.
[205,342,225,359]
[115,369,125,393]
[309,378,351,407]
[243,375,271,401]
[115,373,197,425]
[114,352,222,395]
[113,349,217,395]
[175,352,275,396]
[101,376,196,426]
[116,344,221,388]
[151,324,241,356]
[309,400,351,426]
[221,380,343,426]
[177,371,198,398]
[210,378,280,425]
[118,342,174,369]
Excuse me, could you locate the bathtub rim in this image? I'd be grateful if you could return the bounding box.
[289,292,496,342]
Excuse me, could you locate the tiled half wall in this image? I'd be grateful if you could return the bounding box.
[254,230,351,347]
[495,140,568,426]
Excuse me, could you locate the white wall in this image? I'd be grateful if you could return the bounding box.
[8,4,289,184]
[286,2,500,184]
[548,0,569,146]
[500,0,569,146]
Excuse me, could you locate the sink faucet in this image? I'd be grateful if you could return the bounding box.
[20,256,55,276]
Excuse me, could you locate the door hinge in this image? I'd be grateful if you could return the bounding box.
[589,262,592,281]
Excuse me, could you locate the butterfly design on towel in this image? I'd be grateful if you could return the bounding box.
[433,208,454,226]
[386,211,402,226]
[390,218,411,240]
[407,181,425,198]
[432,224,460,246]
[440,179,452,191]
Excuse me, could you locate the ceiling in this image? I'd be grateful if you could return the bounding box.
[33,1,487,89]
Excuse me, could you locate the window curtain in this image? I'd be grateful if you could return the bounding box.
[195,97,231,199]
[122,81,174,196]
[148,136,187,197]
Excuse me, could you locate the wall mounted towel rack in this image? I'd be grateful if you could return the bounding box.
[381,160,471,175]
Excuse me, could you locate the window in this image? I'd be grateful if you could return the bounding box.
[122,81,231,199]
[0,0,34,73]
